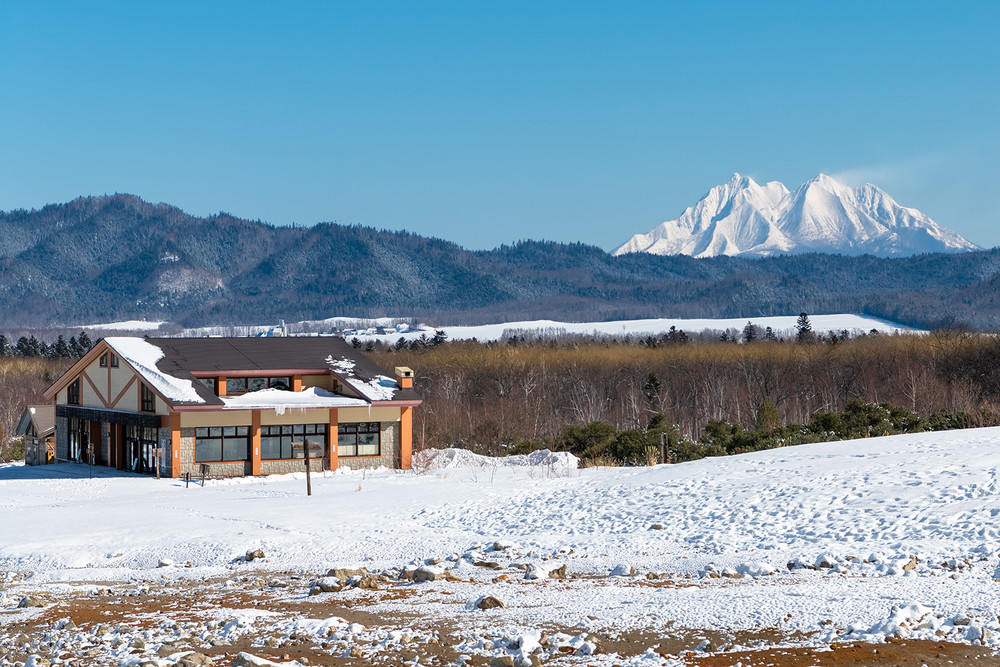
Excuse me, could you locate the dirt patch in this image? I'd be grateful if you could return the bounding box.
[685,637,1000,666]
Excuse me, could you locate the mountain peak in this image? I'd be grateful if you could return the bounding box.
[614,174,979,258]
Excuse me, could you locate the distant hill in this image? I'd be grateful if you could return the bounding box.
[2,194,1000,330]
[614,173,980,258]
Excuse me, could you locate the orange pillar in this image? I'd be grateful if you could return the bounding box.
[251,410,261,476]
[328,408,339,471]
[292,375,302,392]
[400,407,413,470]
[170,412,181,478]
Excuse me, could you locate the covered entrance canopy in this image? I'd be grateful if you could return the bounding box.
[56,406,163,475]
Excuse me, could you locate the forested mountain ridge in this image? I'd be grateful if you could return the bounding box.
[1,194,999,330]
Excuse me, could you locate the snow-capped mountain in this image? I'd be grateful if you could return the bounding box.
[614,173,980,258]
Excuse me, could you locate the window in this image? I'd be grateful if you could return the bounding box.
[227,377,292,395]
[68,417,89,461]
[195,426,249,462]
[125,425,159,474]
[338,422,381,457]
[141,384,156,412]
[261,423,327,460]
[110,354,119,368]
[100,353,108,367]
[67,378,81,405]
[198,377,216,393]
[226,377,247,394]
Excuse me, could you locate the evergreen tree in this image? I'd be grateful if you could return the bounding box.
[431,329,448,346]
[642,372,662,407]
[0,334,9,356]
[742,321,759,343]
[665,326,689,344]
[795,312,814,343]
[754,398,781,435]
[763,326,778,341]
[78,330,93,352]
[53,335,71,358]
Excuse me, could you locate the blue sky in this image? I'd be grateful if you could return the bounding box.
[1,1,997,251]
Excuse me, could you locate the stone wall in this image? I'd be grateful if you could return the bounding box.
[261,458,318,475]
[55,416,68,460]
[174,421,403,477]
[338,422,399,470]
[177,427,252,477]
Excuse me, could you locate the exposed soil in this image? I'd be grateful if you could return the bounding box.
[687,638,1000,666]
[1,574,998,667]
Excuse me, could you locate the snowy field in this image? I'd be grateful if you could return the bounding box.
[2,428,999,665]
[354,314,914,345]
[76,313,916,343]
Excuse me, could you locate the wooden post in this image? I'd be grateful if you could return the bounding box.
[185,472,191,488]
[200,463,209,487]
[294,442,320,496]
[328,408,339,472]
[660,432,670,464]
[169,412,182,478]
[251,410,262,476]
[400,406,413,470]
[304,444,312,496]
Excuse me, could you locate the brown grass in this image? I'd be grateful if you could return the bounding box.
[372,331,1000,452]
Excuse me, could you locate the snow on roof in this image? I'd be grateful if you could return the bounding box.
[104,337,205,404]
[325,355,398,402]
[221,387,369,413]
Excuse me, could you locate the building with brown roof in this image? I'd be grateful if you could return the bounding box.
[42,337,421,477]
[17,405,56,465]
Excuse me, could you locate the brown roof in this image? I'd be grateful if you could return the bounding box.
[18,405,55,436]
[143,337,420,407]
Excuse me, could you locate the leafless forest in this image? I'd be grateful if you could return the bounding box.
[0,358,71,460]
[373,330,1000,454]
[3,331,999,463]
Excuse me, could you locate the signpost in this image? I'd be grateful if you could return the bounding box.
[292,441,323,496]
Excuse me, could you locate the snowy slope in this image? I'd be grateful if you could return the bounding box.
[615,173,980,258]
[2,427,1000,644]
[355,313,914,345]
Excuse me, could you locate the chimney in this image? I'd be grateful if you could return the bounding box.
[395,366,414,390]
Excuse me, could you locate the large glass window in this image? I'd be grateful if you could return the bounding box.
[68,417,89,461]
[125,425,159,474]
[226,377,247,394]
[338,422,381,457]
[261,424,326,460]
[198,377,216,393]
[195,426,249,462]
[227,377,292,394]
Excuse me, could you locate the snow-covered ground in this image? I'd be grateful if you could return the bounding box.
[2,427,999,662]
[73,313,916,342]
[353,313,913,345]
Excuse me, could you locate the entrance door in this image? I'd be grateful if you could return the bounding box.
[89,421,102,465]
